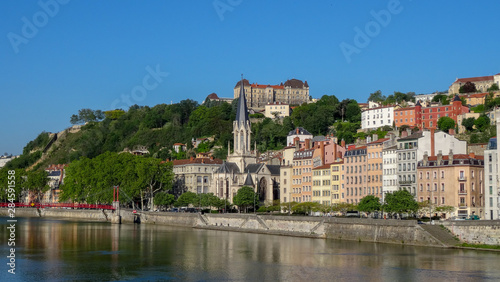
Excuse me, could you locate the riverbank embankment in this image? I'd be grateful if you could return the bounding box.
[2,208,500,248]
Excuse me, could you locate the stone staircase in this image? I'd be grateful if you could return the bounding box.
[420,224,460,247]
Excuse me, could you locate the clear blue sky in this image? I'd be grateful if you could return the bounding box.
[1,0,499,155]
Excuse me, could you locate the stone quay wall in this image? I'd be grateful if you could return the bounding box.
[2,208,500,247]
[442,220,500,245]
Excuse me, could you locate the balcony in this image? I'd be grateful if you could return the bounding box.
[458,176,467,181]
[459,203,467,209]
[399,180,414,185]
[458,190,467,195]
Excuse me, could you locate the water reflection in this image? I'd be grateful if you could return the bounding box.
[0,218,499,281]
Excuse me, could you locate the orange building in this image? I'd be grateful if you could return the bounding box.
[394,103,421,128]
[367,138,388,199]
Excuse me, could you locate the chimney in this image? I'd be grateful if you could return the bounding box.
[320,142,325,165]
[190,156,194,161]
[296,128,299,134]
[401,130,408,138]
[210,156,214,160]
[430,129,435,157]
[341,139,345,148]
[469,152,475,159]
[437,150,442,164]
[366,136,372,143]
[333,142,338,160]
[449,149,454,164]
[294,137,300,151]
[305,138,311,149]
[448,128,455,135]
[372,134,378,142]
[423,151,429,166]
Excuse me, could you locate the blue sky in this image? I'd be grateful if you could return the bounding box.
[1,0,499,155]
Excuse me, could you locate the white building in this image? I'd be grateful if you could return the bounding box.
[382,134,398,201]
[414,93,438,104]
[286,127,313,147]
[484,137,499,220]
[361,105,394,130]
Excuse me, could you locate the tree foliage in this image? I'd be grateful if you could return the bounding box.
[60,152,173,210]
[384,190,418,215]
[474,114,491,132]
[462,117,476,132]
[357,195,381,215]
[437,116,455,132]
[233,186,257,212]
[459,82,477,93]
[70,109,105,125]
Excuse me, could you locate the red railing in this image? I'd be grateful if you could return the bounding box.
[0,202,115,210]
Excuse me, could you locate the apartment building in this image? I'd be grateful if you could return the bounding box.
[331,160,343,204]
[344,146,367,204]
[292,149,313,202]
[367,137,388,199]
[417,151,484,219]
[382,135,398,201]
[485,137,500,220]
[312,164,332,205]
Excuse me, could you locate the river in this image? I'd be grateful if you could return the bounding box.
[1,217,499,281]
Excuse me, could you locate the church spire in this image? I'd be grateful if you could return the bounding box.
[235,75,249,126]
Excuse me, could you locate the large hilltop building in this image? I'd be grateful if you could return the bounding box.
[234,78,309,108]
[449,73,500,94]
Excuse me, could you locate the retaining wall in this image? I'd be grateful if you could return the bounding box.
[2,208,500,247]
[442,220,500,245]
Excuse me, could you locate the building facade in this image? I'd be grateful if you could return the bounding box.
[367,138,387,200]
[292,149,313,203]
[361,105,394,130]
[449,74,499,94]
[312,164,332,205]
[344,146,367,204]
[172,157,223,195]
[484,137,499,220]
[264,102,290,119]
[234,78,309,108]
[382,135,398,201]
[417,152,484,219]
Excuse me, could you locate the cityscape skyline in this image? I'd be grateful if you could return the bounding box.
[2,1,499,154]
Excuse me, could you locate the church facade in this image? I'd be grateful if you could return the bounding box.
[211,79,280,205]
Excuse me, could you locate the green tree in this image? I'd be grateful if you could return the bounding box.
[154,192,175,210]
[487,83,499,92]
[368,90,386,103]
[233,186,257,213]
[25,170,49,203]
[462,117,476,132]
[474,114,491,132]
[432,94,449,105]
[175,191,199,207]
[437,116,455,132]
[384,190,419,217]
[357,195,381,216]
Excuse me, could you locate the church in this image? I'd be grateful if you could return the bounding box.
[210,78,281,205]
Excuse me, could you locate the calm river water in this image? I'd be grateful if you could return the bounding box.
[1,217,500,281]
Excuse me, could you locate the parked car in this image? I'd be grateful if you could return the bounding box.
[466,214,480,220]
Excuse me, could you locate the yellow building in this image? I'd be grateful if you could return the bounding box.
[264,102,290,119]
[331,160,343,204]
[312,164,332,205]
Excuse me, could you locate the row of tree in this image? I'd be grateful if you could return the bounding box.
[59,152,173,211]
